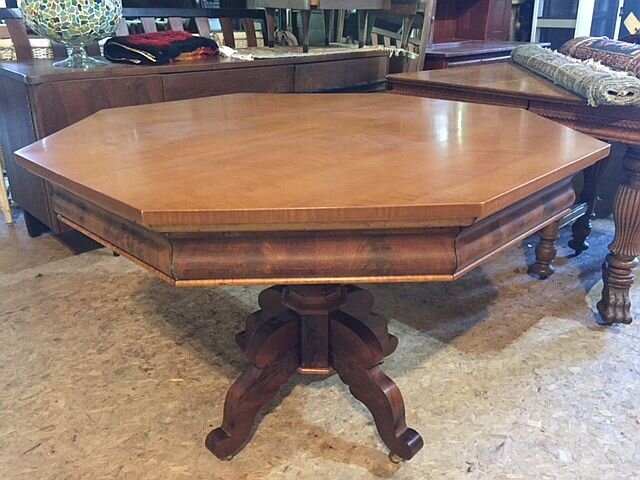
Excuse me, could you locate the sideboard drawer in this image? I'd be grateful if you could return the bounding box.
[294,56,388,92]
[163,65,294,101]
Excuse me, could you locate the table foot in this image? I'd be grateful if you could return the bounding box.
[596,254,636,325]
[528,220,560,279]
[24,211,49,237]
[596,146,640,325]
[207,284,422,460]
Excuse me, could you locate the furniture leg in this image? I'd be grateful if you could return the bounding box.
[301,10,311,53]
[0,172,11,224]
[358,10,369,48]
[569,160,607,254]
[597,146,640,325]
[324,10,334,46]
[416,0,437,71]
[265,8,276,47]
[528,220,560,279]
[400,15,414,50]
[336,9,346,43]
[24,211,48,237]
[206,307,299,460]
[206,284,423,460]
[331,312,423,460]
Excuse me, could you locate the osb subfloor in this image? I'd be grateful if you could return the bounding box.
[1,212,639,480]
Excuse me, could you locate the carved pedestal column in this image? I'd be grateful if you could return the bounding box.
[597,146,640,325]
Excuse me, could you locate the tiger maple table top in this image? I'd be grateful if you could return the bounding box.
[15,93,608,232]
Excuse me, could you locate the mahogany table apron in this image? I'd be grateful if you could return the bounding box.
[388,63,640,327]
[14,93,610,461]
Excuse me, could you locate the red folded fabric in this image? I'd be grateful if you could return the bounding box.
[104,30,219,65]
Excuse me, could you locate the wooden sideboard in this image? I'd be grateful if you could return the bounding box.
[0,50,388,236]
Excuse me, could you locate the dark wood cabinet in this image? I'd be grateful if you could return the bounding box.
[433,0,511,43]
[425,0,522,69]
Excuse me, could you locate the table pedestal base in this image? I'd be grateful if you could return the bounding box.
[205,284,423,461]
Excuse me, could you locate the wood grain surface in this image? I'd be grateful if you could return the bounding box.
[388,63,640,145]
[16,93,609,231]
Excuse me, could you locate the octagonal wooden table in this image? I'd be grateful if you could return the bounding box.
[15,93,609,461]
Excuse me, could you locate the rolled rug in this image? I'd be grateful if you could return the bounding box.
[511,44,640,107]
[559,36,640,77]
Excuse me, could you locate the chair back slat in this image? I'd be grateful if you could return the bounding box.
[140,17,158,33]
[5,18,33,61]
[115,18,130,36]
[219,17,236,48]
[51,42,68,59]
[168,17,185,31]
[242,18,257,47]
[195,17,212,38]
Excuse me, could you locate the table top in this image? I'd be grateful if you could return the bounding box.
[387,62,640,145]
[388,63,584,103]
[16,93,608,232]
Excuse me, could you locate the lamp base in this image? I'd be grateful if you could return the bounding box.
[54,46,109,69]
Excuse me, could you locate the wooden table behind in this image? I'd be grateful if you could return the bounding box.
[387,62,640,326]
[0,50,388,235]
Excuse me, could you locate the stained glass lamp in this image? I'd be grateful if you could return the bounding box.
[20,0,122,69]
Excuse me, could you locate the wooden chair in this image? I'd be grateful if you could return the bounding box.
[116,7,271,49]
[369,0,436,71]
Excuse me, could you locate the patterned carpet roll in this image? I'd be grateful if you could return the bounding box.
[559,36,640,77]
[511,45,640,107]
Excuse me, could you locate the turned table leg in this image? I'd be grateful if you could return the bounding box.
[206,284,423,460]
[597,145,640,325]
[528,220,560,279]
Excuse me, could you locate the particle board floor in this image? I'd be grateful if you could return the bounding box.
[0,210,639,480]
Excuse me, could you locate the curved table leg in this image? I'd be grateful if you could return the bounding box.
[206,311,299,460]
[597,145,640,325]
[331,311,423,461]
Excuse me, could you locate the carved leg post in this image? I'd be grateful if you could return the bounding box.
[528,220,560,279]
[569,161,606,254]
[597,146,640,325]
[206,284,423,460]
